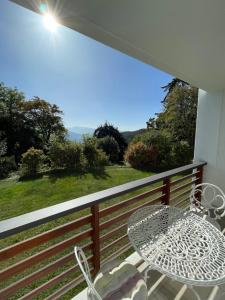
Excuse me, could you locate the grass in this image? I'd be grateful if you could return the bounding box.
[0,166,154,221]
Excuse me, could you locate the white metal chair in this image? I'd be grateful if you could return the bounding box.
[190,183,225,230]
[74,246,148,300]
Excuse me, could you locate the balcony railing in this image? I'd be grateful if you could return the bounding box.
[0,161,206,300]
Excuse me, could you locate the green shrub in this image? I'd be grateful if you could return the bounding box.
[20,147,44,176]
[0,156,16,178]
[132,129,172,170]
[96,136,120,163]
[124,142,157,170]
[83,136,108,170]
[49,141,83,170]
[171,141,193,167]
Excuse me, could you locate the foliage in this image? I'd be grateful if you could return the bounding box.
[83,136,109,170]
[127,129,193,171]
[49,141,83,170]
[96,136,120,163]
[156,86,198,148]
[94,122,127,160]
[122,129,146,144]
[0,82,66,165]
[0,156,16,179]
[0,137,7,157]
[170,141,193,167]
[20,147,44,177]
[132,129,172,170]
[124,142,157,170]
[161,78,189,103]
[145,78,198,170]
[0,138,16,178]
[21,97,66,151]
[0,82,39,164]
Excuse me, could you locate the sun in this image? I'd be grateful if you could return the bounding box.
[43,13,58,33]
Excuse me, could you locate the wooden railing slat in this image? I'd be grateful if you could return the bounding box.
[101,242,132,264]
[170,188,192,202]
[44,273,85,300]
[170,171,199,186]
[0,229,92,281]
[101,234,128,254]
[100,195,163,231]
[0,214,92,261]
[174,196,190,208]
[100,223,127,243]
[0,242,93,299]
[18,255,93,300]
[99,185,164,218]
[171,178,199,194]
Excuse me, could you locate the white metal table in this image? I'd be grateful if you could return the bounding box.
[128,205,225,299]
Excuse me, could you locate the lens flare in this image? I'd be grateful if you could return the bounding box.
[43,13,58,32]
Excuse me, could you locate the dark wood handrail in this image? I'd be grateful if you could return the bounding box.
[0,161,206,239]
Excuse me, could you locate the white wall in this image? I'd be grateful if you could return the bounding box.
[194,89,225,189]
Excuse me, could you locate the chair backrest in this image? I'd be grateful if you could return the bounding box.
[190,183,225,219]
[74,246,102,300]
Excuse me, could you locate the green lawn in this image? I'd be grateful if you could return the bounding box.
[0,166,154,221]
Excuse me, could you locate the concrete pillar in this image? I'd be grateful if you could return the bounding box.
[194,89,225,190]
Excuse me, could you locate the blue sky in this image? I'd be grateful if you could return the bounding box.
[0,0,173,131]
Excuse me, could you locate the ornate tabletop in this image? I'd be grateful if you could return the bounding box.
[128,205,225,286]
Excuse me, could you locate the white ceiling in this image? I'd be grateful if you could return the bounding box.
[11,0,225,91]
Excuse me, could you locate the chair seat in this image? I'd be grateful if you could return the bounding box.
[88,259,147,300]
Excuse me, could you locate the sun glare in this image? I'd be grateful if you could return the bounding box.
[43,13,58,32]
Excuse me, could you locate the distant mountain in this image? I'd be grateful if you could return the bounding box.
[67,126,95,141]
[68,126,145,143]
[122,129,146,143]
[69,126,95,135]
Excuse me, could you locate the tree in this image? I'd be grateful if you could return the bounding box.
[161,78,189,102]
[0,82,40,163]
[21,97,66,151]
[94,122,127,160]
[96,136,120,163]
[146,117,156,129]
[156,86,197,148]
[147,78,198,149]
[0,83,67,164]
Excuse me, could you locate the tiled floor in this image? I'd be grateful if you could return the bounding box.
[145,268,225,300]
